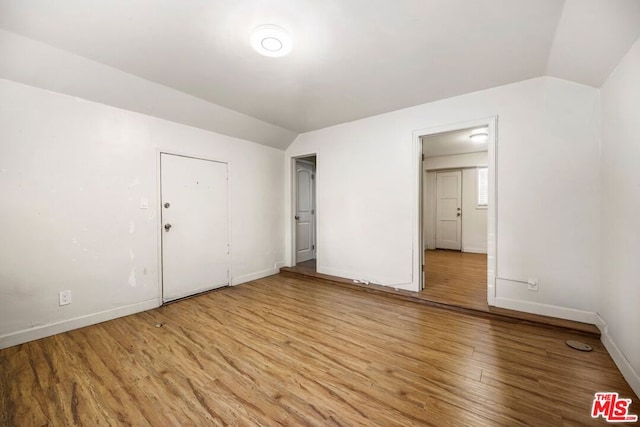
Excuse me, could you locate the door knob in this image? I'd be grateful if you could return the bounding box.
[457,213,461,217]
[164,223,172,231]
[295,215,300,220]
[164,202,170,208]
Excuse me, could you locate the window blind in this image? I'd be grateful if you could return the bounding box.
[477,167,488,206]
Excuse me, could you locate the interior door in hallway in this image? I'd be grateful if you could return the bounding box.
[295,161,315,263]
[161,153,229,302]
[436,170,462,250]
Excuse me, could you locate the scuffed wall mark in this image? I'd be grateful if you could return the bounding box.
[129,220,135,234]
[129,249,135,261]
[128,177,141,189]
[71,238,78,244]
[128,268,137,288]
[143,267,147,275]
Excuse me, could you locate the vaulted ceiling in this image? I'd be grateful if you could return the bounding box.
[1,0,639,149]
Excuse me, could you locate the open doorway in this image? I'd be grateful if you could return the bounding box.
[419,121,496,311]
[293,155,317,272]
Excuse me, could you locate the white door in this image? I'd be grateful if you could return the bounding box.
[161,153,229,302]
[295,161,315,263]
[436,170,462,250]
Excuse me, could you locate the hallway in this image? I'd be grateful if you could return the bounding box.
[423,249,488,311]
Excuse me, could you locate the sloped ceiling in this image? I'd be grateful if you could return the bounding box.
[546,0,640,87]
[0,0,639,149]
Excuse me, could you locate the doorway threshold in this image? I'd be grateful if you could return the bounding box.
[289,259,316,275]
[279,267,600,338]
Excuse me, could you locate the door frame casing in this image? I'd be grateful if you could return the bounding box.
[156,149,232,304]
[412,116,497,305]
[290,153,317,267]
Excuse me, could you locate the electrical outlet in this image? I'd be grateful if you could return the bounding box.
[527,279,538,292]
[59,290,72,306]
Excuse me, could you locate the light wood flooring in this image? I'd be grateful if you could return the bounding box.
[283,254,600,336]
[296,251,489,311]
[423,249,488,311]
[1,274,635,425]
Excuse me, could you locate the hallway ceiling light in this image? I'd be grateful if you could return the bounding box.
[250,25,292,57]
[469,128,489,143]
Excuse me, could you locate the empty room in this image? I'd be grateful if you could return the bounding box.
[1,0,639,425]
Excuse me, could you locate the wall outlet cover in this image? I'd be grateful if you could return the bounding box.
[59,290,72,306]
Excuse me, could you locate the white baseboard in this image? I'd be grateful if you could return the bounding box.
[231,262,284,286]
[318,266,417,292]
[0,299,159,350]
[595,314,640,398]
[462,247,488,254]
[0,264,287,349]
[494,298,639,398]
[493,296,599,324]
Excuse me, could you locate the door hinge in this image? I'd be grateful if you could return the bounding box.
[422,154,425,161]
[422,264,424,272]
[311,209,315,214]
[311,174,315,179]
[227,244,230,254]
[312,244,315,250]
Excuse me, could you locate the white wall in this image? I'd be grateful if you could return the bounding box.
[0,78,285,347]
[461,168,488,254]
[423,152,488,252]
[286,76,601,314]
[424,171,437,250]
[600,37,640,394]
[423,170,488,254]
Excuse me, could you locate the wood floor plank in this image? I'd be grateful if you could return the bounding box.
[282,252,601,336]
[423,249,489,311]
[1,273,636,426]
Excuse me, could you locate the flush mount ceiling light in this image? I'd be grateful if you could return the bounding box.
[250,24,292,57]
[469,128,489,143]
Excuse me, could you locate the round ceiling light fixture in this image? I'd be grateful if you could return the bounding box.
[469,128,489,143]
[250,24,292,57]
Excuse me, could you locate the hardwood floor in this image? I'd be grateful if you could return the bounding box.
[287,251,493,312]
[281,253,600,336]
[292,258,316,275]
[1,274,635,425]
[423,249,488,311]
